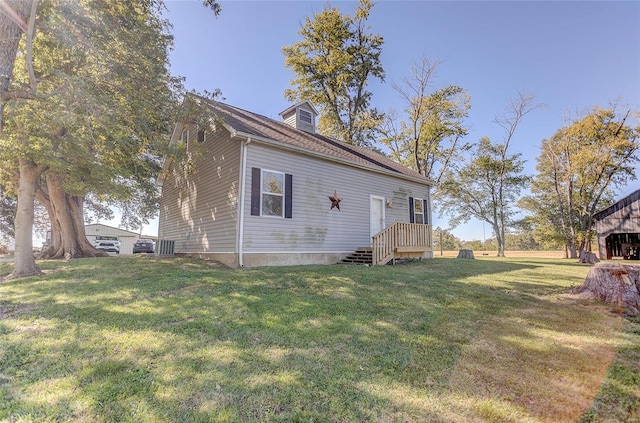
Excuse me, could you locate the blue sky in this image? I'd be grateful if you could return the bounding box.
[141,0,640,241]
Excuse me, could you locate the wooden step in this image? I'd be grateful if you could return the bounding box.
[340,247,373,265]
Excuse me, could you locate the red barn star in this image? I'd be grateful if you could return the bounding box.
[328,190,342,211]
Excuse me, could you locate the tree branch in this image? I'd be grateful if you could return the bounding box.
[25,0,38,95]
[0,0,28,32]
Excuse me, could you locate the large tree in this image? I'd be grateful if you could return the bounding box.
[438,94,539,257]
[0,0,220,278]
[381,57,471,183]
[0,0,42,278]
[521,106,639,258]
[282,0,384,148]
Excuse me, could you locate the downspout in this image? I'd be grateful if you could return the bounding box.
[237,137,251,267]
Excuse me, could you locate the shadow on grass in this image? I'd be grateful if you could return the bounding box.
[578,320,640,422]
[0,256,598,422]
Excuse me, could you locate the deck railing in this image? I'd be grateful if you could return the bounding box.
[371,222,433,266]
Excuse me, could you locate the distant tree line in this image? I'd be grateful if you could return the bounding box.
[432,226,562,253]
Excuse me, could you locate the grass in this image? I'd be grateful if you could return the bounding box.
[0,256,638,422]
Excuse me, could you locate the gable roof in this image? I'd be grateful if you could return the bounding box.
[593,189,640,221]
[199,97,430,185]
[278,100,319,118]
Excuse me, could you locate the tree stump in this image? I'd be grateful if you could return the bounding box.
[457,249,475,259]
[578,250,600,264]
[571,263,640,316]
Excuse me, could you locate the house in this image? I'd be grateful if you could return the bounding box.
[157,96,433,267]
[594,189,640,260]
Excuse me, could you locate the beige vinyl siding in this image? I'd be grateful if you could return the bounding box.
[158,126,240,253]
[281,110,296,128]
[243,143,430,253]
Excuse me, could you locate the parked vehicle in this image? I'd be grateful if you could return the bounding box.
[133,239,154,254]
[93,236,120,254]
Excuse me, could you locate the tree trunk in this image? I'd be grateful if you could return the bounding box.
[0,0,31,130]
[578,250,600,264]
[572,263,640,316]
[34,188,60,259]
[5,159,43,279]
[42,173,106,259]
[457,249,475,259]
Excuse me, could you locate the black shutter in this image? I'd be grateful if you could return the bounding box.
[409,197,415,223]
[284,174,293,219]
[423,199,428,224]
[250,167,261,216]
[197,130,205,143]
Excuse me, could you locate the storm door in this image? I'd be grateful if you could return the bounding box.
[370,195,385,242]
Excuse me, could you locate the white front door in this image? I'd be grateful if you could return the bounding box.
[370,195,385,242]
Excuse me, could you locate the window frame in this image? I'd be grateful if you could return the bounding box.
[260,169,285,218]
[250,167,293,219]
[299,109,312,124]
[413,197,424,224]
[409,196,429,225]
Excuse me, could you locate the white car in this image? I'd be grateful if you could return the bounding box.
[93,235,121,254]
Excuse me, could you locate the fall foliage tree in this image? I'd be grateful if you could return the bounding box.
[437,94,539,257]
[282,0,384,148]
[381,57,471,183]
[521,105,639,258]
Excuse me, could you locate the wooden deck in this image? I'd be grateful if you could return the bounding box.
[371,223,433,266]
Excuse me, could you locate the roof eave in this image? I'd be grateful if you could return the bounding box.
[227,127,432,187]
[156,124,183,187]
[278,100,320,118]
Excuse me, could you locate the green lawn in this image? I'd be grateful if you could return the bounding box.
[0,256,638,422]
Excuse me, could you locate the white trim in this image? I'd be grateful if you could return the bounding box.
[260,169,285,218]
[237,138,251,267]
[279,100,319,118]
[413,197,425,224]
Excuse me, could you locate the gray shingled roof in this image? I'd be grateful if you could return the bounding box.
[200,97,430,184]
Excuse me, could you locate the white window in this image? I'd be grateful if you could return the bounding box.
[414,197,424,224]
[251,168,292,218]
[181,128,189,144]
[261,170,284,217]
